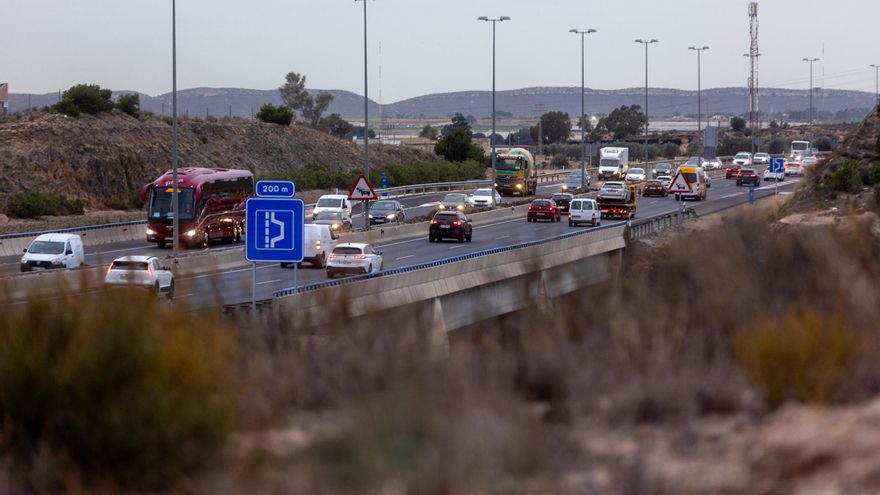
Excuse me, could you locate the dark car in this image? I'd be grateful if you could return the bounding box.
[653,162,673,178]
[429,211,472,243]
[551,193,574,213]
[369,200,406,225]
[725,164,743,179]
[527,199,561,222]
[736,168,761,187]
[642,179,668,197]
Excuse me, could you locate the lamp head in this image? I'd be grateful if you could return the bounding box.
[500,16,510,21]
[587,28,597,33]
[477,16,488,21]
[570,28,578,33]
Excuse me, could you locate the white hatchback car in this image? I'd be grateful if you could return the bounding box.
[625,168,647,182]
[326,243,383,278]
[568,198,601,227]
[104,255,174,299]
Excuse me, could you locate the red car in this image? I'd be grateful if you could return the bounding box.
[641,179,668,197]
[725,164,742,179]
[736,168,761,187]
[429,211,472,243]
[527,199,561,222]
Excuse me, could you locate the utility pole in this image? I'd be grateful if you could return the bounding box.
[171,0,180,260]
[803,57,820,124]
[478,15,510,206]
[871,64,880,106]
[356,0,372,229]
[688,46,709,135]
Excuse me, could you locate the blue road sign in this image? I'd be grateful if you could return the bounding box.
[748,182,755,204]
[770,157,785,174]
[245,197,304,263]
[256,180,296,198]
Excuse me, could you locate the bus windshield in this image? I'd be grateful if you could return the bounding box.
[791,141,810,152]
[148,187,196,222]
[496,158,522,171]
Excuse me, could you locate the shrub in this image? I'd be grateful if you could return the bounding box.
[255,103,293,126]
[734,310,858,409]
[0,288,235,491]
[823,159,862,192]
[115,93,140,117]
[5,192,85,218]
[663,142,681,159]
[51,84,114,117]
[550,154,568,169]
[261,160,486,191]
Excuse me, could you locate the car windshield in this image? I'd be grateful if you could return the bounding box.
[656,163,671,170]
[443,194,466,203]
[736,153,750,159]
[433,213,458,220]
[110,261,149,270]
[756,153,769,157]
[686,158,701,166]
[472,189,493,197]
[333,246,363,255]
[646,180,662,186]
[629,168,645,175]
[315,211,342,220]
[603,183,624,190]
[532,200,551,207]
[27,240,65,255]
[372,201,395,210]
[316,198,342,208]
[742,169,756,174]
[551,194,570,201]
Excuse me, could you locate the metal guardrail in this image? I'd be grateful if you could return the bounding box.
[272,221,626,299]
[628,208,699,240]
[0,219,147,241]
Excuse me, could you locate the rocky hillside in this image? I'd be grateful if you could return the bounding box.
[0,110,437,209]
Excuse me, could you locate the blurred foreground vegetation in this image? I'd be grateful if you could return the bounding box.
[2,208,880,493]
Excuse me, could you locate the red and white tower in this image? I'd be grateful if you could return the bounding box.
[747,2,760,132]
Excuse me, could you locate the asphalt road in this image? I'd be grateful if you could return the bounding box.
[175,173,802,309]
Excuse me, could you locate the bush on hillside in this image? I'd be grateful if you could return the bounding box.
[52,84,114,117]
[823,159,862,192]
[256,103,293,126]
[262,160,486,191]
[550,154,569,169]
[115,93,140,117]
[5,192,85,218]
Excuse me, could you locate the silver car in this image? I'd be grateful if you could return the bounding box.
[703,158,722,170]
[753,152,770,165]
[597,181,632,202]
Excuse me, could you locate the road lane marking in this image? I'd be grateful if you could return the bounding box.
[256,279,281,286]
[722,193,744,199]
[495,235,510,240]
[449,245,467,250]
[396,255,415,261]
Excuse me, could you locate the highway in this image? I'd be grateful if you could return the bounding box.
[4,173,801,309]
[175,173,801,309]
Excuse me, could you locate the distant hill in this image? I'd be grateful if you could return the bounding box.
[7,86,876,121]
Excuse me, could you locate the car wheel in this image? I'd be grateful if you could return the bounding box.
[326,271,335,279]
[157,240,167,249]
[380,262,384,270]
[428,236,434,243]
[466,233,472,242]
[166,281,175,300]
[458,235,464,243]
[154,282,160,295]
[315,252,326,268]
[568,220,574,226]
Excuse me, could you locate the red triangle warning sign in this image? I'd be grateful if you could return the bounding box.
[348,173,378,200]
[668,171,692,193]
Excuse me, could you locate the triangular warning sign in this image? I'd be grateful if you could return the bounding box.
[668,171,692,193]
[348,173,378,201]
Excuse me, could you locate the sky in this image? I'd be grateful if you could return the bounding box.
[2,0,878,102]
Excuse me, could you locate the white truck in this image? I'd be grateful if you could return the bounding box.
[598,147,629,180]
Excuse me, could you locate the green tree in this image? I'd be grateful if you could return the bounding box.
[767,138,786,155]
[441,113,472,136]
[599,105,646,139]
[434,127,484,162]
[730,116,747,132]
[115,93,140,117]
[576,114,593,132]
[278,72,334,125]
[507,127,534,146]
[663,142,681,158]
[255,103,293,125]
[52,84,114,117]
[418,124,439,140]
[320,113,353,138]
[534,111,572,144]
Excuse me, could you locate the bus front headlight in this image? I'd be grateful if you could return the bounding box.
[516,184,523,190]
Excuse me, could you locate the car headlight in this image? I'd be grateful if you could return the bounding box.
[456,205,464,210]
[386,213,396,219]
[561,185,568,190]
[185,229,196,237]
[20,256,27,264]
[145,228,156,235]
[439,205,446,209]
[331,223,340,230]
[368,214,373,219]
[516,184,523,190]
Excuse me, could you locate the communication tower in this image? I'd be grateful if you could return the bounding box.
[747,2,760,132]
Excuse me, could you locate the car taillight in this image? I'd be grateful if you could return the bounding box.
[328,255,338,260]
[431,220,437,224]
[354,255,367,260]
[453,221,461,226]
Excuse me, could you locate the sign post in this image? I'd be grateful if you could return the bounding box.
[348,173,378,230]
[770,157,785,197]
[246,181,303,309]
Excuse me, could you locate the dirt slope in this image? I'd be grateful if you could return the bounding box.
[0,110,437,210]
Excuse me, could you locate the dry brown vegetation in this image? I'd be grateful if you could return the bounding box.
[2,204,880,493]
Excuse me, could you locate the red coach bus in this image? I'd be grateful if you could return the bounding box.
[140,167,253,248]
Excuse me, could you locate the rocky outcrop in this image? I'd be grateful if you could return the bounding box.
[0,110,437,209]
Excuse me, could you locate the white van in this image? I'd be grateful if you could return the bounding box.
[312,194,352,220]
[281,224,339,268]
[20,233,85,272]
[568,198,601,227]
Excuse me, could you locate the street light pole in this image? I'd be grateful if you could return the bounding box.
[571,28,596,190]
[803,57,820,124]
[171,0,179,260]
[870,64,880,106]
[356,0,371,229]
[635,39,658,164]
[478,15,510,206]
[688,46,709,135]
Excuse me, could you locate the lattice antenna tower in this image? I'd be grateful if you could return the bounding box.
[748,2,760,131]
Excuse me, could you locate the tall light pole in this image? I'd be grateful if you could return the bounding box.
[356,0,371,229]
[688,46,709,135]
[803,57,820,124]
[478,15,510,205]
[171,0,180,260]
[570,28,596,190]
[635,39,658,164]
[870,64,880,106]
